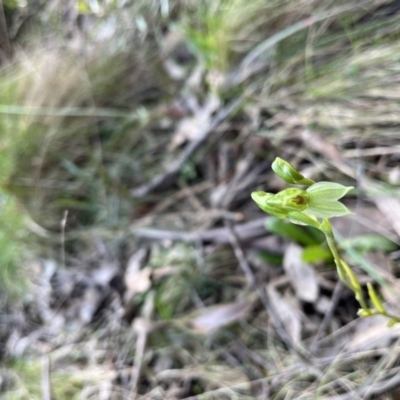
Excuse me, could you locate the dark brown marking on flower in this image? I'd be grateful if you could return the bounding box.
[292,195,307,205]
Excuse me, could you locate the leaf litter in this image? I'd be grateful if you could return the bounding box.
[283,243,319,303]
[2,1,400,399]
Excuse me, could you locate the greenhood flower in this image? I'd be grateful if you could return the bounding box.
[251,182,353,221]
[251,188,308,219]
[251,157,400,325]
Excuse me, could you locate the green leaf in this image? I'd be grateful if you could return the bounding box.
[257,251,283,266]
[340,234,398,253]
[341,259,362,293]
[265,218,317,245]
[272,157,315,186]
[76,0,92,14]
[367,282,385,314]
[302,245,333,263]
[387,319,398,327]
[304,226,325,244]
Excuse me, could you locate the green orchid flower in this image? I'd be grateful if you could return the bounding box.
[251,182,353,222]
[251,156,400,326]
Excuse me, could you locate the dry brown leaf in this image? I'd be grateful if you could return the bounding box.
[314,295,332,314]
[163,58,187,80]
[124,267,152,303]
[388,167,400,185]
[79,286,103,324]
[91,261,119,286]
[169,94,221,150]
[189,300,253,333]
[346,315,400,352]
[132,317,156,335]
[267,286,302,345]
[152,266,179,280]
[156,364,248,389]
[124,248,151,303]
[283,243,319,303]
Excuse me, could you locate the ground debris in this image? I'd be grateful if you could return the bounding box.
[3,1,400,399]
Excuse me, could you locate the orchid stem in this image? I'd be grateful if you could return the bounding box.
[322,219,368,311]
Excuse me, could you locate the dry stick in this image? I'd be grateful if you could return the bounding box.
[355,337,400,400]
[135,218,270,245]
[131,95,246,198]
[60,210,68,269]
[330,365,400,400]
[151,180,215,215]
[129,290,155,400]
[41,354,52,400]
[361,369,400,400]
[11,1,46,41]
[310,281,344,354]
[182,363,400,400]
[223,219,312,364]
[230,333,277,372]
[0,1,12,58]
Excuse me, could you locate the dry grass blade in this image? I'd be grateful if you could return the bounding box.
[41,354,51,400]
[131,95,245,197]
[134,218,269,245]
[266,286,302,346]
[4,0,400,399]
[360,178,400,238]
[224,219,312,363]
[346,315,400,353]
[130,290,156,398]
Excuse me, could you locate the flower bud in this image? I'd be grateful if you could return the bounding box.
[272,157,315,186]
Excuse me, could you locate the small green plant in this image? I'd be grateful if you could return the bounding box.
[252,157,400,326]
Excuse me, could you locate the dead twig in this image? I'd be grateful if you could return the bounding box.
[0,1,12,59]
[128,290,155,399]
[223,219,313,364]
[323,366,400,400]
[134,218,272,246]
[41,354,52,400]
[310,281,344,354]
[130,95,245,198]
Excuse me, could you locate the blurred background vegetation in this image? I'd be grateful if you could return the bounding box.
[2,0,400,399]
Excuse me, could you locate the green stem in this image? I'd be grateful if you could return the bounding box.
[323,220,400,324]
[322,219,368,311]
